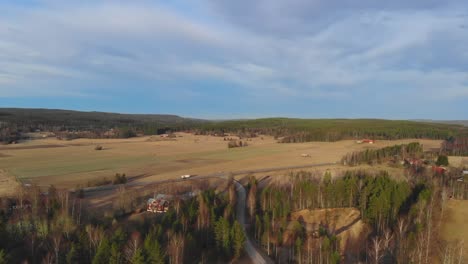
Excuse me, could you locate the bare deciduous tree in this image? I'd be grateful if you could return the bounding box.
[168,232,185,264]
[197,193,210,230]
[369,236,384,264]
[248,176,257,220]
[124,231,142,262]
[85,225,104,255]
[51,233,62,264]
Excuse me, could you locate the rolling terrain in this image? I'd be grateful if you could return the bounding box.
[0,133,442,191]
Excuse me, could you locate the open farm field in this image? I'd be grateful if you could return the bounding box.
[440,199,468,262]
[0,133,442,192]
[448,156,468,167]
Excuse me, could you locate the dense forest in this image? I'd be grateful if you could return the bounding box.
[341,142,424,166]
[194,118,466,142]
[245,167,466,263]
[441,136,468,156]
[2,108,467,144]
[0,181,245,263]
[0,108,202,142]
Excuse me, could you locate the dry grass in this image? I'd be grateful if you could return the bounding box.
[0,169,20,196]
[440,199,468,262]
[448,156,468,168]
[290,208,370,252]
[0,133,442,192]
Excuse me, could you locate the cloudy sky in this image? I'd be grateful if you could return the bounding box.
[1,0,467,119]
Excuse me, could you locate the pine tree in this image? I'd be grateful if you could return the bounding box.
[131,248,145,264]
[295,237,303,264]
[143,232,164,264]
[111,227,127,247]
[214,218,231,256]
[109,243,122,264]
[436,155,449,166]
[66,244,77,264]
[76,230,90,263]
[0,250,6,264]
[92,238,111,264]
[231,221,246,259]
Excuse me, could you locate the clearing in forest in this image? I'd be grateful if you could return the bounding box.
[0,170,20,196]
[440,199,468,262]
[289,208,370,253]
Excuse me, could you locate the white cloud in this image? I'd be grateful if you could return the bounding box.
[0,0,467,110]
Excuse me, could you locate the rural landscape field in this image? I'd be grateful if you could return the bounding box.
[0,133,443,189]
[2,0,468,263]
[1,109,467,263]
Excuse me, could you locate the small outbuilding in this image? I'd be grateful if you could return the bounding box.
[432,166,447,174]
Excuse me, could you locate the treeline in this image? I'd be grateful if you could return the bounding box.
[2,108,467,144]
[194,118,466,143]
[248,170,443,263]
[0,182,245,263]
[342,142,424,166]
[441,135,468,156]
[0,108,202,142]
[0,123,20,143]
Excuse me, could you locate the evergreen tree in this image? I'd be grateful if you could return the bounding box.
[295,237,303,263]
[214,217,232,257]
[0,250,6,264]
[131,248,145,264]
[436,155,449,166]
[231,221,246,259]
[143,231,164,264]
[109,243,122,264]
[92,238,111,264]
[76,230,90,263]
[111,227,127,248]
[66,244,77,264]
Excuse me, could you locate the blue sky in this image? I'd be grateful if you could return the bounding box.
[1,0,467,119]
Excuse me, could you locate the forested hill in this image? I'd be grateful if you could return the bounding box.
[1,108,467,143]
[411,119,468,127]
[0,108,202,130]
[196,118,468,142]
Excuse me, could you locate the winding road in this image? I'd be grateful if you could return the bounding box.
[79,162,335,263]
[233,178,273,264]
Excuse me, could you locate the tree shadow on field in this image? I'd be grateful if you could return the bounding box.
[127,173,151,182]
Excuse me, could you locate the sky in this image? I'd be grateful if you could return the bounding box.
[0,0,467,119]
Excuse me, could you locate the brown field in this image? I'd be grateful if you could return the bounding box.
[440,199,468,262]
[448,156,468,167]
[0,169,20,196]
[0,133,442,194]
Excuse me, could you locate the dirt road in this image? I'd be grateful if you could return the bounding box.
[234,178,273,264]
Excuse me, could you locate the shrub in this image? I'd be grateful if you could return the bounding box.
[87,177,111,187]
[113,173,127,185]
[436,155,449,166]
[227,140,248,149]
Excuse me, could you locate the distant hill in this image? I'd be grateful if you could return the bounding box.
[198,117,468,142]
[411,119,468,127]
[1,108,467,143]
[0,108,205,130]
